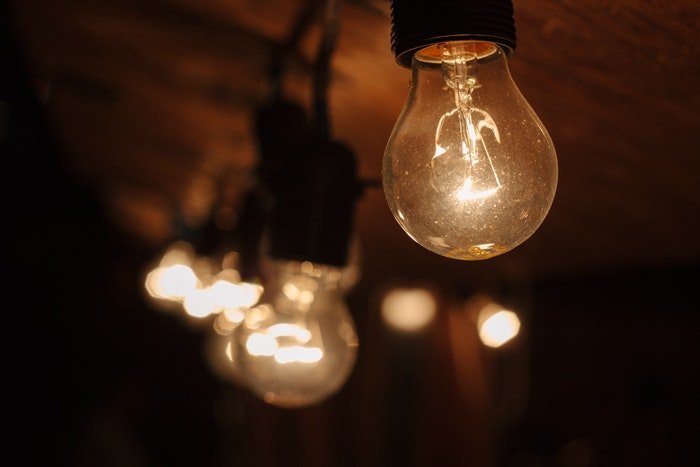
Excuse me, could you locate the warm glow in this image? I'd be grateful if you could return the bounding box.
[237,282,264,308]
[159,243,193,267]
[282,282,315,305]
[245,304,273,329]
[203,334,246,386]
[381,288,437,332]
[456,177,499,201]
[383,41,558,260]
[246,333,278,356]
[214,308,246,335]
[183,288,219,318]
[225,342,234,362]
[274,346,324,364]
[267,323,312,343]
[223,307,245,324]
[234,260,359,408]
[478,309,521,347]
[145,267,166,298]
[209,279,241,309]
[146,264,198,301]
[243,323,314,356]
[283,282,299,300]
[207,277,262,311]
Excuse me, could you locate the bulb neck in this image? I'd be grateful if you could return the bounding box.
[390,0,516,68]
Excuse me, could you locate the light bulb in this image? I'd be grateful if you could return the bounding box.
[144,241,198,307]
[383,40,557,260]
[183,287,219,319]
[208,269,264,311]
[234,260,358,408]
[477,303,521,348]
[381,287,437,333]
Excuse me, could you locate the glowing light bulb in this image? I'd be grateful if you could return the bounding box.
[477,303,521,348]
[383,41,557,260]
[381,288,437,332]
[234,261,358,408]
[208,269,264,311]
[213,308,247,335]
[183,287,219,318]
[146,264,198,300]
[144,241,198,306]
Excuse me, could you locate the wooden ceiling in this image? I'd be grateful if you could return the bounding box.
[11,0,700,288]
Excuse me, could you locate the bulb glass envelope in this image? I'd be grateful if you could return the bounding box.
[234,260,358,408]
[383,41,557,260]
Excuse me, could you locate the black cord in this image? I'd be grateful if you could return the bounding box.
[313,0,339,139]
[268,0,322,100]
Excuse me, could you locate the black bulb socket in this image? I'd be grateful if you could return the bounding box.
[390,0,517,68]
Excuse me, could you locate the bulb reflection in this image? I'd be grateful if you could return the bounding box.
[478,304,521,348]
[203,333,246,386]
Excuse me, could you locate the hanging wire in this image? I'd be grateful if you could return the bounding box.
[313,0,340,139]
[268,0,323,100]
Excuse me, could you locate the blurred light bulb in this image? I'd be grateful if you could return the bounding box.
[381,287,436,332]
[144,241,198,305]
[183,287,219,318]
[234,261,358,408]
[383,41,557,260]
[146,264,198,300]
[208,269,263,311]
[213,308,247,335]
[478,304,521,348]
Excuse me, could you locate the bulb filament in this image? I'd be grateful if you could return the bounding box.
[431,43,501,201]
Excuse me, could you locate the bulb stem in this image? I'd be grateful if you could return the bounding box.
[430,44,504,198]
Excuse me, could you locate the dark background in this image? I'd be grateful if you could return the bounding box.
[3,1,699,466]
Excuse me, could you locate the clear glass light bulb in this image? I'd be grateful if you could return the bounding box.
[383,41,557,260]
[234,260,358,408]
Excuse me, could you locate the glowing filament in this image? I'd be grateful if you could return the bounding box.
[245,322,319,363]
[246,333,278,356]
[274,346,324,364]
[267,323,312,343]
[456,178,499,201]
[431,44,502,201]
